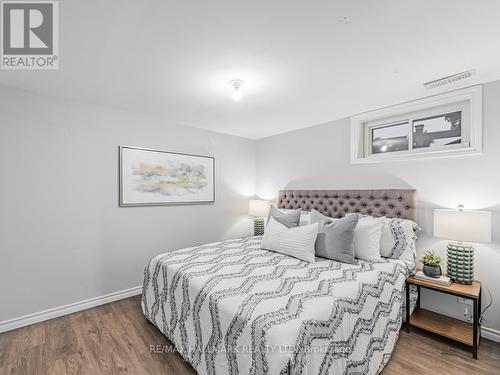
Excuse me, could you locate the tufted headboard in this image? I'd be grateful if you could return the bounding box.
[277,189,417,222]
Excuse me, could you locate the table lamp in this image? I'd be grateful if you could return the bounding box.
[434,205,491,284]
[248,199,270,236]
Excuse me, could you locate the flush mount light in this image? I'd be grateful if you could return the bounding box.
[229,79,244,101]
[423,70,475,89]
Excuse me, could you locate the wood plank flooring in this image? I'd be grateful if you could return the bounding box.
[0,296,498,375]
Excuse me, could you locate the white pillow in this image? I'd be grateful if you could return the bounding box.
[380,217,420,263]
[279,208,311,226]
[261,217,318,262]
[353,216,385,261]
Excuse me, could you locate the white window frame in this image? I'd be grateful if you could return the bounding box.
[350,85,482,164]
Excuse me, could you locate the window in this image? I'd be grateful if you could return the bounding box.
[365,105,466,157]
[351,86,482,164]
[371,122,409,154]
[412,111,461,149]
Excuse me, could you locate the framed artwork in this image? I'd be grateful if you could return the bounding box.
[119,146,215,206]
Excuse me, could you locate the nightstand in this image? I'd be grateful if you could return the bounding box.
[405,275,481,359]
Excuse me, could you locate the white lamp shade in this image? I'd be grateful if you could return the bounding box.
[434,208,491,243]
[248,200,270,217]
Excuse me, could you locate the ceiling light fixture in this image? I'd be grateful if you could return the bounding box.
[423,70,476,89]
[229,79,244,101]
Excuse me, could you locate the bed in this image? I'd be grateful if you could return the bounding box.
[142,189,419,375]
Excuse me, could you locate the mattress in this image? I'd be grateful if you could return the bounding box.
[142,236,417,375]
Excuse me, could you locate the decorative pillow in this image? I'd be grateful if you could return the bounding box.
[277,208,311,227]
[380,217,420,265]
[310,209,359,264]
[349,213,420,269]
[267,206,301,228]
[261,217,318,262]
[353,216,385,261]
[277,208,311,226]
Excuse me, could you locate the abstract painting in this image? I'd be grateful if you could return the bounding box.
[119,146,215,206]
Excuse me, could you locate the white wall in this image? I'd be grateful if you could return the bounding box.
[2,80,500,337]
[0,85,255,323]
[256,80,500,333]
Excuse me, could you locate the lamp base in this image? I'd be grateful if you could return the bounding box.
[254,218,265,236]
[446,242,474,285]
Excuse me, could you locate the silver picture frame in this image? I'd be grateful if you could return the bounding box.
[119,145,215,207]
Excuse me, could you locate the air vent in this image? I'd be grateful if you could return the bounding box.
[423,70,475,89]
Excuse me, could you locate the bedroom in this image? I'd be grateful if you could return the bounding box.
[0,1,499,374]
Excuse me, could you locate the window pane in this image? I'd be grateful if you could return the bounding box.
[371,122,409,154]
[413,111,461,149]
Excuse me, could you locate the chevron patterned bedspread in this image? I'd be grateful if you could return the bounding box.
[142,236,416,375]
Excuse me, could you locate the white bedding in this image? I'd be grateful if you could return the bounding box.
[142,236,417,375]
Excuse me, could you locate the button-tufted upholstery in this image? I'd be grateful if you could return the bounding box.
[277,189,417,222]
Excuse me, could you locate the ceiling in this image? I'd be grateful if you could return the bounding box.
[1,1,500,139]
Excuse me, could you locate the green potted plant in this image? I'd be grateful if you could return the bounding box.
[420,250,443,278]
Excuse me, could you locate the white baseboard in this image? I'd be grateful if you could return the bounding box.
[0,285,142,334]
[482,326,500,343]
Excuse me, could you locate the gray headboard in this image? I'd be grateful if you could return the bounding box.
[277,189,417,222]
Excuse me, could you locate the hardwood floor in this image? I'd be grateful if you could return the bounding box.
[0,296,498,375]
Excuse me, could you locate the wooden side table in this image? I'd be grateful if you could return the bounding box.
[405,275,481,359]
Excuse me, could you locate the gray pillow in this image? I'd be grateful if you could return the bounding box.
[310,209,359,264]
[267,206,301,228]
